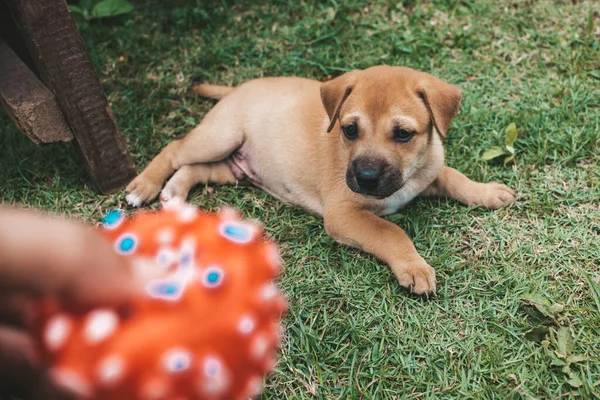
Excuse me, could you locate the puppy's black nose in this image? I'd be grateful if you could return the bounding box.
[353,159,382,189]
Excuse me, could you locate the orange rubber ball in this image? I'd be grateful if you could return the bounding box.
[36,200,286,400]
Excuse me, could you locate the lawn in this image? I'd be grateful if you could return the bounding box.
[1,0,599,398]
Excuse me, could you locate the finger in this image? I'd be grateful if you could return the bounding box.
[0,326,74,400]
[0,326,39,397]
[28,372,77,400]
[0,207,138,309]
[0,293,37,328]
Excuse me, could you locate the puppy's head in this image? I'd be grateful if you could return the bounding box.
[320,65,461,199]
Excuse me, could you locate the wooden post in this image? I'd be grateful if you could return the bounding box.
[4,0,137,194]
[0,40,72,144]
[0,0,35,71]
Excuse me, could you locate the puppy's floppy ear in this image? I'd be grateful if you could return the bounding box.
[417,76,462,139]
[320,70,358,133]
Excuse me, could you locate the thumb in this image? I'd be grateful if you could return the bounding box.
[0,207,139,309]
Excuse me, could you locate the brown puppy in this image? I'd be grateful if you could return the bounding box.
[125,66,515,295]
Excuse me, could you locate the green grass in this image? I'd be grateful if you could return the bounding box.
[1,0,600,398]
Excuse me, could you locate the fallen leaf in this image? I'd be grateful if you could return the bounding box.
[567,373,583,388]
[556,327,573,356]
[481,146,507,161]
[521,293,564,318]
[525,326,549,342]
[505,123,518,147]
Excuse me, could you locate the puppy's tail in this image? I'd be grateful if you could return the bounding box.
[191,83,235,100]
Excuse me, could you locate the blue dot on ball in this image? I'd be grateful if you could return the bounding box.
[180,252,193,266]
[147,280,182,300]
[116,234,137,254]
[101,210,123,228]
[221,222,251,243]
[203,267,223,288]
[207,271,220,284]
[159,283,178,295]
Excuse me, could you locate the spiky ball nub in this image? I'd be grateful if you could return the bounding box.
[35,201,287,400]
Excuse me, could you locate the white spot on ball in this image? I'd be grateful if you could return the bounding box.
[155,248,176,268]
[156,228,175,244]
[266,244,282,271]
[44,314,71,351]
[163,348,192,373]
[203,356,222,377]
[244,376,263,397]
[177,204,198,222]
[237,315,256,335]
[97,354,125,385]
[260,283,278,301]
[199,356,229,396]
[178,237,197,268]
[251,336,269,360]
[84,309,118,344]
[51,368,92,397]
[217,206,241,220]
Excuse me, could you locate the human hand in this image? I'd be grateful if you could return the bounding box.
[0,206,137,399]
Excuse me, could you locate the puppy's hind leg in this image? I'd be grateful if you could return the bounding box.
[160,162,236,203]
[126,100,243,207]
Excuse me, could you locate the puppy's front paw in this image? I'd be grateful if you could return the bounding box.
[392,260,436,295]
[477,182,516,210]
[125,175,162,207]
[159,181,189,205]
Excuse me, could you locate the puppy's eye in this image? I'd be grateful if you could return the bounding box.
[342,123,358,140]
[393,127,415,143]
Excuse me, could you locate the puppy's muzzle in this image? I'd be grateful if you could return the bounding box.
[354,162,381,190]
[346,157,403,199]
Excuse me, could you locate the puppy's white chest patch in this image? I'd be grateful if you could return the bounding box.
[380,189,419,216]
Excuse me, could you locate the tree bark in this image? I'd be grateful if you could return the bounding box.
[4,0,137,194]
[0,39,72,144]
